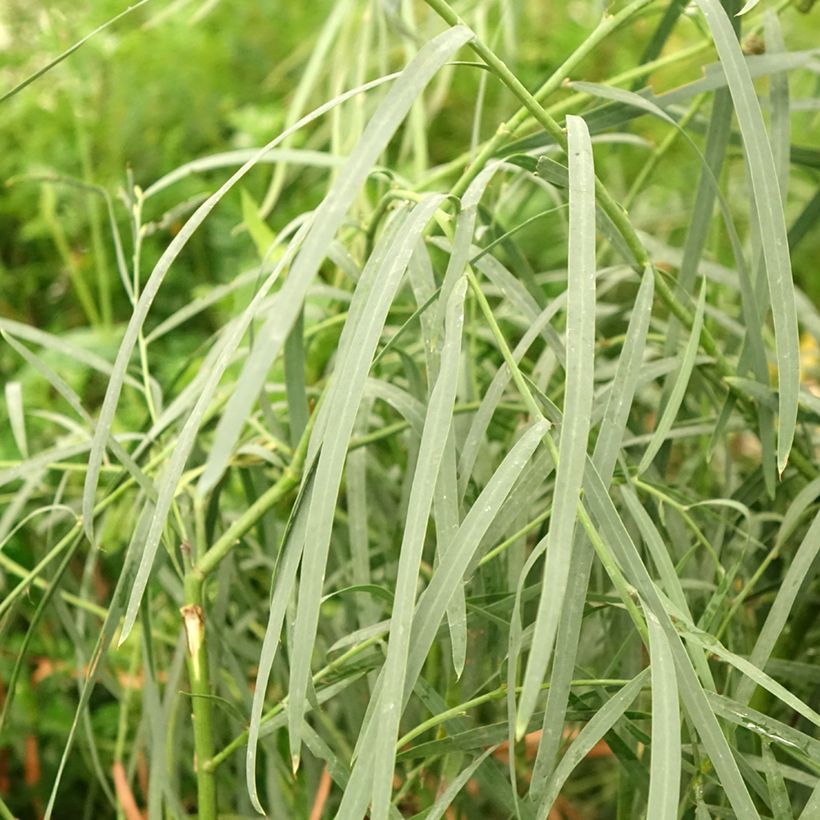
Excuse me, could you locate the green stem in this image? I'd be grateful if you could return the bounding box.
[467,270,545,421]
[179,414,318,804]
[0,527,82,621]
[182,573,217,819]
[195,467,299,579]
[417,38,712,191]
[426,0,651,265]
[478,508,552,568]
[396,677,638,750]
[439,0,658,198]
[349,399,524,451]
[426,0,563,141]
[426,0,818,481]
[0,548,107,618]
[195,417,312,580]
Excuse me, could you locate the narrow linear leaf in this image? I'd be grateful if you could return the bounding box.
[581,458,760,819]
[369,278,467,820]
[708,692,820,760]
[346,401,377,629]
[4,381,28,458]
[638,277,707,474]
[143,147,345,199]
[529,266,655,800]
[695,0,799,473]
[538,670,650,816]
[2,330,154,499]
[517,114,596,739]
[432,164,500,677]
[408,419,550,699]
[592,267,654,482]
[761,740,795,820]
[43,502,152,819]
[246,478,315,813]
[0,318,142,390]
[418,747,497,820]
[799,780,820,820]
[458,290,566,503]
[0,442,90,489]
[117,223,309,644]
[646,609,681,820]
[0,0,152,104]
[776,476,820,550]
[336,419,549,820]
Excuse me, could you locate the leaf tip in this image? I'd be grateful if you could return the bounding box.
[117,611,137,648]
[249,792,266,816]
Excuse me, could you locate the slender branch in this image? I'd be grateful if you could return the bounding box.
[417,38,713,192]
[425,0,651,266]
[203,635,382,772]
[194,413,314,580]
[396,677,639,750]
[439,0,658,198]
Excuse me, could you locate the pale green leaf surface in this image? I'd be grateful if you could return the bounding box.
[517,114,596,739]
[530,266,655,797]
[646,610,681,820]
[369,278,467,820]
[762,740,795,820]
[638,277,706,474]
[4,382,27,458]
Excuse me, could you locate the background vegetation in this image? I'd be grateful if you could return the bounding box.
[0,1,818,818]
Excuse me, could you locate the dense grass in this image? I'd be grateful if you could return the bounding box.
[1,1,819,818]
